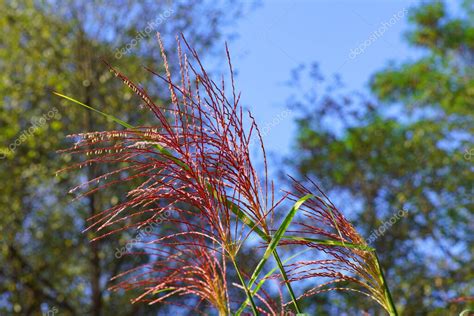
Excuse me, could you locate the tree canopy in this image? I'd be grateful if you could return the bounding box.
[287,1,473,314]
[0,0,245,314]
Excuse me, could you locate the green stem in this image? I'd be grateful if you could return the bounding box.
[235,248,302,316]
[374,252,398,316]
[273,249,302,314]
[232,259,259,316]
[236,249,310,316]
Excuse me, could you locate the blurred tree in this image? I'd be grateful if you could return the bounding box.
[286,1,473,315]
[0,0,248,315]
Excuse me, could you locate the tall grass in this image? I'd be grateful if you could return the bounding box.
[57,34,398,315]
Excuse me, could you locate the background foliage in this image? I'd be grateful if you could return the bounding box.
[0,0,245,314]
[286,1,473,314]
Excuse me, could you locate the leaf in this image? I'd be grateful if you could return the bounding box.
[229,200,269,242]
[247,194,313,289]
[238,195,311,315]
[235,249,311,316]
[53,91,133,129]
[205,182,269,242]
[152,287,175,295]
[54,91,188,168]
[282,236,374,251]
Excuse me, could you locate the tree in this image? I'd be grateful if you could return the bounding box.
[286,1,473,314]
[0,0,246,314]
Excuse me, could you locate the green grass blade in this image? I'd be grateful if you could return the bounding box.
[152,287,176,295]
[54,92,134,129]
[247,194,312,287]
[374,252,398,315]
[282,236,374,251]
[229,201,269,242]
[273,249,300,313]
[245,194,312,314]
[54,91,191,169]
[232,259,260,315]
[205,182,269,242]
[235,249,311,315]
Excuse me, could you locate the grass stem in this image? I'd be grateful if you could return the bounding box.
[374,252,398,316]
[232,259,260,316]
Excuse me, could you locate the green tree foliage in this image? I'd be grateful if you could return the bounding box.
[287,1,473,314]
[372,0,474,119]
[0,0,245,314]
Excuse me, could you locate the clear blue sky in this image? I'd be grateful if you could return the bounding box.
[223,0,423,161]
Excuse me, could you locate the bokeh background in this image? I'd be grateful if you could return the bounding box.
[0,0,472,315]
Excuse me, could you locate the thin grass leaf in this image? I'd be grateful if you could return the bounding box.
[232,259,260,315]
[282,236,374,251]
[152,287,176,295]
[247,194,313,287]
[228,200,269,242]
[243,194,312,314]
[236,249,311,315]
[54,92,189,169]
[53,92,134,129]
[374,252,398,316]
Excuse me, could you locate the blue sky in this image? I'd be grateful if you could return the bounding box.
[223,0,424,160]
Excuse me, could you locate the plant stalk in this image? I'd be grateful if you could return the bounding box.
[272,249,302,314]
[231,258,260,316]
[374,252,398,316]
